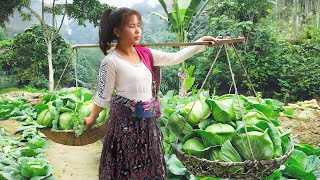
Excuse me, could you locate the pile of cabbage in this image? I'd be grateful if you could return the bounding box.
[160,92,292,165]
[34,88,109,136]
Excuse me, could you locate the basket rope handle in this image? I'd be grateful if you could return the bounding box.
[176,45,224,144]
[231,44,262,103]
[175,39,257,161]
[224,44,255,160]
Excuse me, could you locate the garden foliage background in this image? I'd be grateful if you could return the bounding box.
[0,0,319,102]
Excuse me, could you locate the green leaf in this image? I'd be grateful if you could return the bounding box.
[284,149,320,179]
[232,130,274,160]
[295,144,320,156]
[184,77,195,92]
[195,124,235,147]
[255,121,283,157]
[166,154,187,176]
[282,108,295,116]
[183,0,202,29]
[219,140,243,162]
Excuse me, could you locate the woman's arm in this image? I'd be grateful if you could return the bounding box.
[91,58,116,108]
[83,103,103,130]
[152,36,218,66]
[84,57,116,130]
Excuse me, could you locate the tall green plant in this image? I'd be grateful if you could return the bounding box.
[154,0,210,95]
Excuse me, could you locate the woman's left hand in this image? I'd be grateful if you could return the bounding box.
[201,36,219,47]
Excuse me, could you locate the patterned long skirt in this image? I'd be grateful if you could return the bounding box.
[99,95,167,180]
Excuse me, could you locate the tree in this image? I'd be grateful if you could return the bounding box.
[0,0,111,91]
[0,25,73,88]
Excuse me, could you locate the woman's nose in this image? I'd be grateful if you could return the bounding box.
[135,27,140,34]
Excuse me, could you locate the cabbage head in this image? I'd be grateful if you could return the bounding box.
[195,123,235,147]
[59,112,76,130]
[19,157,49,178]
[244,110,270,125]
[183,137,207,158]
[232,130,274,160]
[36,109,53,127]
[217,140,244,173]
[167,112,193,138]
[78,101,93,120]
[183,100,211,125]
[95,108,110,125]
[206,94,244,122]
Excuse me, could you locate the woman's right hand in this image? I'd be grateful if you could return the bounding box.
[83,116,96,131]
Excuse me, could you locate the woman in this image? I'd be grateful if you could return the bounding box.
[84,7,218,180]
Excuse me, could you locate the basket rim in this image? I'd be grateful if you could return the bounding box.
[38,121,107,146]
[171,143,294,166]
[39,121,107,133]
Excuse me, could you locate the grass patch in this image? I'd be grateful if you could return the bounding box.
[0,86,48,95]
[0,87,21,94]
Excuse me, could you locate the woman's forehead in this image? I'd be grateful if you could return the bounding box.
[124,14,141,24]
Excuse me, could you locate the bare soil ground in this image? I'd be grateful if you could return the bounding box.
[278,116,320,146]
[45,140,102,180]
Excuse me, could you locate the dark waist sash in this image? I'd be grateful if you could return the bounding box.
[111,95,161,118]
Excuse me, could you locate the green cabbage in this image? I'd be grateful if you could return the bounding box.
[206,94,243,122]
[95,108,110,125]
[183,137,207,158]
[219,140,243,162]
[217,140,244,173]
[195,123,235,147]
[58,112,76,130]
[78,101,110,125]
[232,130,274,160]
[78,101,93,120]
[183,100,211,125]
[19,157,49,178]
[167,112,193,138]
[36,109,53,127]
[243,110,270,125]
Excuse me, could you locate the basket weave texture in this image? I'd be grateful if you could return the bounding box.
[172,144,294,179]
[39,122,107,146]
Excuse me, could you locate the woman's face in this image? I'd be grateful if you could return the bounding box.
[116,14,141,45]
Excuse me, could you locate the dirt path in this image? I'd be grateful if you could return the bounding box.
[0,120,103,180]
[0,120,23,135]
[45,140,103,180]
[278,116,320,146]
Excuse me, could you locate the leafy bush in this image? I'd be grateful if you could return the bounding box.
[0,24,73,89]
[277,28,320,102]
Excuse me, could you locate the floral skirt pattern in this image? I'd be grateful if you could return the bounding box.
[99,95,167,180]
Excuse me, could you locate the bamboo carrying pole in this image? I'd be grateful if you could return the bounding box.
[71,37,245,49]
[43,37,246,146]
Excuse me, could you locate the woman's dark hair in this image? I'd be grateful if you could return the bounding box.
[99,7,141,55]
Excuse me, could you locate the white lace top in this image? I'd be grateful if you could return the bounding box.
[92,39,206,108]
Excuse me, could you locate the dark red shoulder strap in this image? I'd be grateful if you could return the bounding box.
[134,46,161,96]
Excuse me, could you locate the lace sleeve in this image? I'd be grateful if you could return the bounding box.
[91,58,116,108]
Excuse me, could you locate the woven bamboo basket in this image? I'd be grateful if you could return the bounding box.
[39,122,107,146]
[172,144,294,179]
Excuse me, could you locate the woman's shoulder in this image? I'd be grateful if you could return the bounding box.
[101,51,117,62]
[99,52,117,68]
